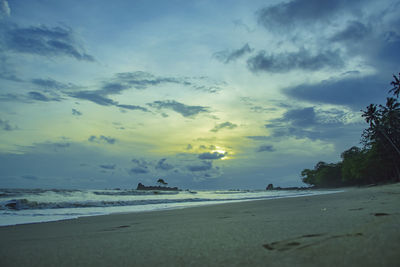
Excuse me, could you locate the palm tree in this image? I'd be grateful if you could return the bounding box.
[390,73,400,98]
[362,104,379,128]
[157,178,168,186]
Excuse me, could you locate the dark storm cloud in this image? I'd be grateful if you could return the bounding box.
[257,145,275,152]
[72,109,82,116]
[99,164,116,170]
[88,135,116,145]
[247,49,344,73]
[198,152,227,160]
[155,158,174,171]
[330,21,371,42]
[4,24,94,61]
[257,0,363,30]
[187,161,212,172]
[210,121,237,132]
[283,75,388,108]
[214,43,253,63]
[0,118,15,131]
[264,107,359,141]
[284,107,316,127]
[147,100,209,118]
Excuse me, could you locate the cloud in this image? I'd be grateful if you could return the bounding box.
[31,78,75,90]
[198,152,227,160]
[257,145,275,152]
[116,104,149,112]
[68,91,117,106]
[129,167,149,174]
[88,135,116,145]
[247,49,344,73]
[210,121,237,132]
[246,136,270,141]
[0,55,22,82]
[1,0,10,17]
[214,43,253,63]
[99,164,116,170]
[99,71,223,94]
[283,75,388,109]
[72,109,82,116]
[330,21,371,43]
[155,158,174,171]
[257,0,362,30]
[148,100,209,118]
[68,90,149,112]
[264,106,361,141]
[27,91,61,102]
[112,71,182,90]
[4,24,94,61]
[53,142,70,149]
[187,161,212,172]
[0,118,15,131]
[284,107,316,127]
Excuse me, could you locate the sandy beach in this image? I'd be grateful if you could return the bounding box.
[0,183,399,267]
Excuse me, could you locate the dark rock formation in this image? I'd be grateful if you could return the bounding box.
[266,184,274,190]
[136,183,180,191]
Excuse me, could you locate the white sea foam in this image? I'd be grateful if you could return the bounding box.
[0,188,341,226]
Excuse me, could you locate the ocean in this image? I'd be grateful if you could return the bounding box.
[0,188,341,226]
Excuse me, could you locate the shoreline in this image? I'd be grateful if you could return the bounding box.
[1,183,399,266]
[0,188,342,227]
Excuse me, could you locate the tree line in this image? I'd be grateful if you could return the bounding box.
[301,73,400,187]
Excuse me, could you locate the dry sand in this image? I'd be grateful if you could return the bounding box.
[0,183,399,267]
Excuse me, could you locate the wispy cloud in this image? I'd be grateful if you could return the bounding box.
[198,152,227,160]
[0,118,15,131]
[187,161,212,172]
[210,121,237,132]
[247,49,343,73]
[257,145,275,152]
[4,24,95,61]
[28,91,61,102]
[99,164,116,170]
[148,100,209,118]
[214,43,253,64]
[257,0,363,30]
[72,109,82,116]
[88,135,116,145]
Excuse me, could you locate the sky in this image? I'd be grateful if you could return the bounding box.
[0,0,399,189]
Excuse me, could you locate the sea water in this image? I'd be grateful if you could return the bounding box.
[0,188,341,226]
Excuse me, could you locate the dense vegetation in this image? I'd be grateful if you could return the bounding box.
[301,74,400,187]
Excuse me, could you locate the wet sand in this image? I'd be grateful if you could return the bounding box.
[1,183,399,267]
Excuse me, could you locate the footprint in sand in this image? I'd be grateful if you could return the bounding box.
[263,233,363,252]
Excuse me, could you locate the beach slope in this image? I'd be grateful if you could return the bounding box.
[1,183,399,267]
